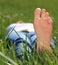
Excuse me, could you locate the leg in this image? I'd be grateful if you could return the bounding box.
[34,8,53,53]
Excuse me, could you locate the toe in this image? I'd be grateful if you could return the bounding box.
[34,8,41,19]
[41,9,52,24]
[41,9,46,17]
[47,17,53,24]
[45,12,49,17]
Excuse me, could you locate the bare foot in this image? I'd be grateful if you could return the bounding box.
[34,8,53,53]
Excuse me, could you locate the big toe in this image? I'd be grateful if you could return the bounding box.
[34,8,41,19]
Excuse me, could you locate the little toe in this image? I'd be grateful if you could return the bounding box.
[47,17,53,24]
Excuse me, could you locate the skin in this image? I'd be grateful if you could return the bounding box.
[17,8,53,53]
[34,8,53,53]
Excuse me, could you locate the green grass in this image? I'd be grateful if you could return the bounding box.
[0,0,58,65]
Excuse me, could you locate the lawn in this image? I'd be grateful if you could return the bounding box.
[0,0,58,65]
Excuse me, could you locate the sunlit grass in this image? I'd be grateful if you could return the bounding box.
[0,39,58,65]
